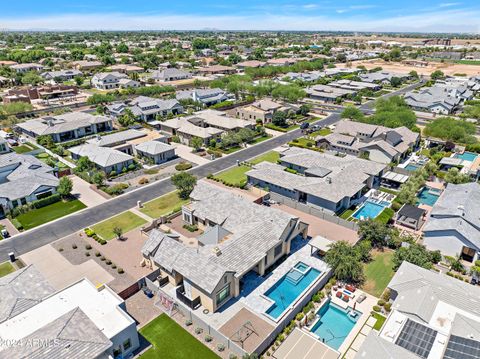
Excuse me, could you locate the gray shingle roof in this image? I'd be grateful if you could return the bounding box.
[424,182,480,248]
[135,140,174,155]
[0,265,55,324]
[389,261,480,323]
[0,153,59,201]
[87,129,146,147]
[148,181,298,293]
[69,143,133,168]
[0,308,112,359]
[354,332,419,359]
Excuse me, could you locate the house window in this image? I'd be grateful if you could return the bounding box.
[123,338,131,351]
[20,198,27,205]
[274,243,283,258]
[216,283,230,304]
[183,213,191,223]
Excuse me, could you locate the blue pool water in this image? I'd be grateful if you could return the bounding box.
[454,151,478,162]
[417,187,441,206]
[352,201,388,220]
[265,264,321,320]
[405,164,420,171]
[310,301,362,350]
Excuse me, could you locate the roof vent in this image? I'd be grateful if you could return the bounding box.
[326,177,332,184]
[212,246,222,256]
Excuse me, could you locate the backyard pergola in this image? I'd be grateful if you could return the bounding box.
[308,236,335,256]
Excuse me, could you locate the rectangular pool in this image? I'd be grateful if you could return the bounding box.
[417,187,441,206]
[352,200,388,220]
[264,263,321,320]
[454,151,478,162]
[404,164,420,171]
[310,301,362,350]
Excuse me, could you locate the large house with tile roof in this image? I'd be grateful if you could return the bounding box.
[142,181,308,313]
[315,120,420,164]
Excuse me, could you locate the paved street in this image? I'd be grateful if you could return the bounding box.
[0,81,424,260]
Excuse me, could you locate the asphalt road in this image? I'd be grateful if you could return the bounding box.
[0,80,424,260]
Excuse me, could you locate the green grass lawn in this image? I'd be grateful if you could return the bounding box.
[362,250,395,297]
[0,261,15,277]
[213,151,280,186]
[140,314,219,359]
[140,191,189,219]
[371,312,387,331]
[92,211,147,240]
[16,199,86,230]
[248,134,272,145]
[13,143,36,154]
[309,128,332,137]
[339,208,355,220]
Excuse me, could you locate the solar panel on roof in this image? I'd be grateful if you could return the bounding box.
[395,319,437,359]
[444,335,480,359]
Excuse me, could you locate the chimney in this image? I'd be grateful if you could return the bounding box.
[212,246,222,256]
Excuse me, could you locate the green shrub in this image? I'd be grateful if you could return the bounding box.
[377,299,386,306]
[100,239,107,245]
[11,218,23,230]
[32,194,61,209]
[296,312,305,321]
[384,302,392,311]
[85,244,92,250]
[128,163,136,171]
[312,294,321,303]
[85,228,94,237]
[204,335,212,342]
[95,251,101,257]
[195,327,203,335]
[373,305,381,312]
[117,267,124,274]
[85,251,90,256]
[175,162,193,171]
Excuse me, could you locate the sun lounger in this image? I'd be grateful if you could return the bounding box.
[346,284,356,292]
[336,291,343,299]
[342,294,349,302]
[356,293,366,303]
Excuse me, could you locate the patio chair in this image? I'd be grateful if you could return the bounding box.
[336,291,343,299]
[356,293,366,303]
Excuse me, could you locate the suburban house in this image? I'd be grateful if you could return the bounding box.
[107,96,184,122]
[149,68,192,82]
[236,98,287,123]
[16,112,113,143]
[71,60,103,72]
[0,265,139,359]
[404,87,462,114]
[283,71,323,82]
[236,60,266,70]
[160,109,253,146]
[0,152,59,216]
[10,63,44,73]
[423,182,480,262]
[247,148,387,214]
[41,69,83,81]
[134,140,176,165]
[106,64,144,74]
[176,88,231,106]
[306,84,356,102]
[196,65,236,76]
[142,181,308,312]
[70,143,134,174]
[315,120,420,164]
[328,79,381,92]
[3,84,79,104]
[91,72,140,90]
[359,71,410,84]
[355,261,480,359]
[395,204,427,231]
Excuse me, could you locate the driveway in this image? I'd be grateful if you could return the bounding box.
[70,175,108,207]
[21,244,114,290]
[172,143,211,165]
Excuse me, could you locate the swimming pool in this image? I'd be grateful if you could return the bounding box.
[264,263,321,320]
[417,187,442,206]
[404,164,420,171]
[310,301,362,350]
[454,151,478,162]
[352,200,389,220]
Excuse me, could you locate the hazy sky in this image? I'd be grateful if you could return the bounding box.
[0,1,479,33]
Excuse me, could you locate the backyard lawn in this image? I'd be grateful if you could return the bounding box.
[212,151,280,186]
[140,191,189,219]
[140,314,219,359]
[0,261,15,277]
[92,211,147,240]
[13,142,37,154]
[16,199,86,230]
[362,250,395,297]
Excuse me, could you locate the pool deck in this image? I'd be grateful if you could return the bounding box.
[242,245,331,325]
[327,288,377,355]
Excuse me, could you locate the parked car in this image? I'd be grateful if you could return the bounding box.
[1,228,9,238]
[300,122,310,130]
